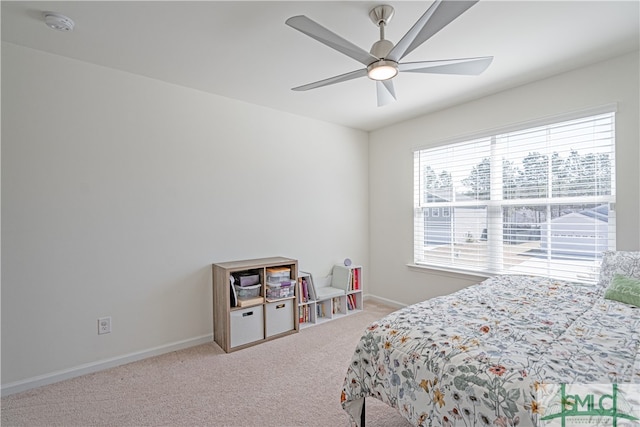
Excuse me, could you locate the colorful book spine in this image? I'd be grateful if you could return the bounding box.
[347,294,357,310]
[299,305,309,323]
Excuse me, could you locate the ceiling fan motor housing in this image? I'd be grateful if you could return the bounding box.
[370,39,394,58]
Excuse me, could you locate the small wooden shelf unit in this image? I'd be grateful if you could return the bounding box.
[212,256,298,352]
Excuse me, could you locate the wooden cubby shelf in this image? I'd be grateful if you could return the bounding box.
[212,256,299,352]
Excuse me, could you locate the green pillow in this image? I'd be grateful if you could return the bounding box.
[604,274,640,307]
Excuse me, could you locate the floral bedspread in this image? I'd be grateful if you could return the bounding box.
[341,275,640,426]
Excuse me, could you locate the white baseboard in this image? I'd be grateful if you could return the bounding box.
[3,297,402,396]
[1,334,213,397]
[363,293,406,309]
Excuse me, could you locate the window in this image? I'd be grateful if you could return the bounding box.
[413,110,616,283]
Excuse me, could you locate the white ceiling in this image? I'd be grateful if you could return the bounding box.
[2,1,639,131]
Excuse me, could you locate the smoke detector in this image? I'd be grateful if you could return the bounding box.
[44,13,74,32]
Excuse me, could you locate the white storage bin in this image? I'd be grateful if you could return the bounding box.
[265,300,294,337]
[230,305,264,348]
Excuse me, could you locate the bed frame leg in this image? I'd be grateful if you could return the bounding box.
[360,398,365,427]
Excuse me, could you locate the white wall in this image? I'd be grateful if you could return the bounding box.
[1,43,369,389]
[4,42,639,394]
[368,51,640,306]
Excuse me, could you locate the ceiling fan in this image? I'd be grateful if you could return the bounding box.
[285,0,493,107]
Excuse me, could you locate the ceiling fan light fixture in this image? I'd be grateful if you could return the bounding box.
[367,60,398,81]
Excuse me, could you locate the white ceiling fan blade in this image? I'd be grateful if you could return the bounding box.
[376,80,397,107]
[286,15,380,66]
[387,0,479,62]
[399,56,493,75]
[292,68,368,91]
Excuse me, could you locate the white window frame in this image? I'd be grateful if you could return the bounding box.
[413,107,616,283]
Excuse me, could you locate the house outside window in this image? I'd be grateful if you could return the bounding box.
[413,110,616,283]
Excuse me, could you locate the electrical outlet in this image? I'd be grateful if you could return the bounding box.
[98,317,111,335]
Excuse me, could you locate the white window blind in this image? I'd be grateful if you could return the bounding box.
[413,111,616,283]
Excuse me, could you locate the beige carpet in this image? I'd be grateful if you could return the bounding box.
[2,301,413,427]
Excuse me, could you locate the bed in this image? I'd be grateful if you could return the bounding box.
[341,251,640,427]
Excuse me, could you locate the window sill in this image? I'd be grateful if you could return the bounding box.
[406,263,493,281]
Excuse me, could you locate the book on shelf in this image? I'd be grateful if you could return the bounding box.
[317,302,327,318]
[347,294,357,310]
[299,305,310,323]
[332,297,342,314]
[298,277,308,303]
[236,296,264,307]
[299,271,318,301]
